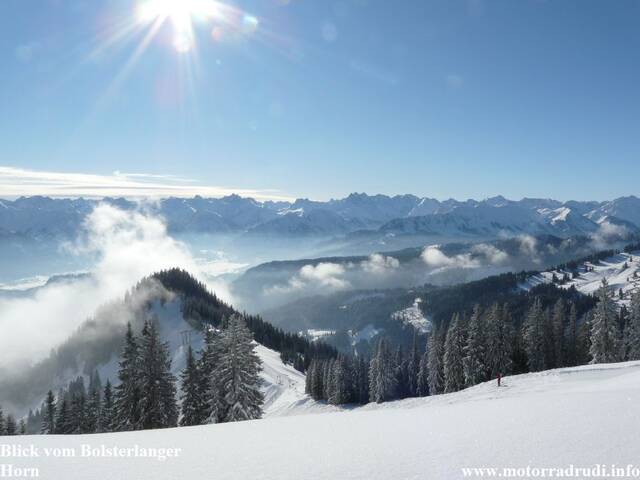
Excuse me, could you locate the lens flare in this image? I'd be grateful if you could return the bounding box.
[137,0,224,52]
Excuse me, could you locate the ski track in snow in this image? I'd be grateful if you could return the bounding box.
[5,361,640,479]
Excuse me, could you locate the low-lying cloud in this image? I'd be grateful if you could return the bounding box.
[0,203,232,372]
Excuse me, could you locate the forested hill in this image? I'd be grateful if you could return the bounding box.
[152,268,336,370]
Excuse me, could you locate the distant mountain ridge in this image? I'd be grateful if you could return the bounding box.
[0,193,639,240]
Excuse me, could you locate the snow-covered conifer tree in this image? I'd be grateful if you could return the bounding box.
[215,314,264,422]
[369,338,398,403]
[625,290,640,360]
[101,380,115,432]
[427,327,444,395]
[463,305,486,387]
[41,390,56,434]
[417,350,429,396]
[523,298,546,372]
[138,319,179,429]
[443,314,466,393]
[180,345,207,426]
[590,279,620,364]
[114,322,141,431]
[485,303,514,379]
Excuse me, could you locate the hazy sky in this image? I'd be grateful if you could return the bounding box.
[0,0,638,201]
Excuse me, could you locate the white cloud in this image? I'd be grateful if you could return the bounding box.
[0,166,293,201]
[471,243,509,265]
[421,245,479,269]
[361,254,400,274]
[590,221,631,249]
[0,204,233,371]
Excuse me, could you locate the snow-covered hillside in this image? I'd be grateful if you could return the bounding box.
[5,361,640,479]
[524,250,640,305]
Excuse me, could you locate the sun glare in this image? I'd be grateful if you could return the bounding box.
[137,0,224,52]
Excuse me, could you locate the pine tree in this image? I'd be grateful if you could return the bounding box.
[114,323,141,431]
[565,302,578,366]
[101,381,115,433]
[552,299,566,367]
[180,345,207,426]
[54,397,72,434]
[427,327,444,395]
[443,314,466,393]
[485,303,514,379]
[5,415,16,435]
[369,338,398,403]
[70,388,87,434]
[463,305,486,386]
[86,371,102,433]
[41,390,56,434]
[625,290,640,360]
[590,279,620,364]
[215,315,264,422]
[138,319,179,429]
[328,355,351,405]
[406,334,421,397]
[355,356,370,404]
[19,419,26,435]
[523,298,546,372]
[417,350,430,396]
[200,327,226,423]
[394,346,408,399]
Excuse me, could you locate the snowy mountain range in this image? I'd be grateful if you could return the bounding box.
[1,194,639,240]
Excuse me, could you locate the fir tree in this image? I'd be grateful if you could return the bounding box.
[625,290,640,360]
[463,305,486,386]
[200,327,226,423]
[54,398,72,434]
[180,345,207,426]
[417,350,430,396]
[0,405,4,434]
[443,314,466,393]
[328,355,351,405]
[369,338,398,403]
[101,381,115,433]
[552,299,566,367]
[86,371,102,433]
[19,419,26,435]
[406,334,421,397]
[138,319,179,429]
[41,390,56,434]
[427,327,444,395]
[216,315,264,422]
[5,415,16,435]
[523,298,546,372]
[589,279,620,364]
[565,302,578,366]
[485,303,514,379]
[114,323,141,431]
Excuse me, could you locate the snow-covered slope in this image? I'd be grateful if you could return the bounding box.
[6,361,640,479]
[524,250,640,305]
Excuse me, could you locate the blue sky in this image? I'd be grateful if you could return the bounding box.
[0,0,638,201]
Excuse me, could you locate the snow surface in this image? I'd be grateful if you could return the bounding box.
[4,361,640,479]
[523,250,640,306]
[390,297,432,333]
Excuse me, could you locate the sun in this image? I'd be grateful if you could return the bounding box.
[137,0,223,52]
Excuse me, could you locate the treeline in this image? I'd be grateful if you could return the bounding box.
[29,314,263,435]
[307,282,640,405]
[154,268,337,370]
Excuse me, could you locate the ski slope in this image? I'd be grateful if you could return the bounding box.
[4,361,640,479]
[523,250,640,306]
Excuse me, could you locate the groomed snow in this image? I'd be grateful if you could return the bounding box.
[5,361,640,479]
